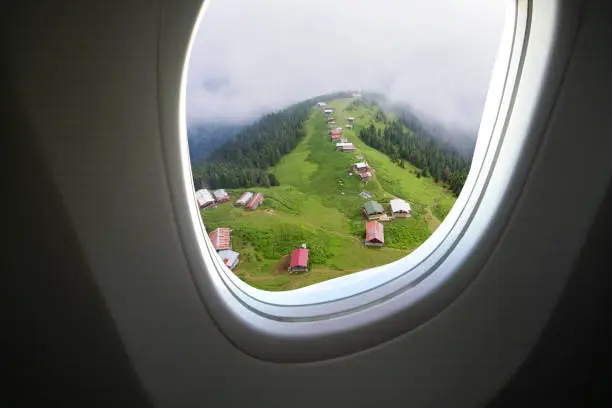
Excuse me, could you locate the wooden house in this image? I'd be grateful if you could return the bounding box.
[234,191,253,207]
[354,161,369,173]
[359,171,372,181]
[245,192,264,211]
[213,189,230,203]
[365,221,384,247]
[390,198,411,218]
[195,189,215,209]
[362,200,385,220]
[209,227,231,251]
[288,248,309,273]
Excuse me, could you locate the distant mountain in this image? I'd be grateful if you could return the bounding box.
[187,122,244,165]
[361,92,478,158]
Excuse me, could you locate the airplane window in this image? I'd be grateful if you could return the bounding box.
[185,0,506,292]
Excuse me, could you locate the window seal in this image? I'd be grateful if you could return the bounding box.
[161,0,567,362]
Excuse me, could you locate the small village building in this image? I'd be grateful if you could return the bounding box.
[390,198,411,218]
[327,118,336,124]
[213,189,230,203]
[195,189,215,209]
[209,227,232,251]
[354,161,370,173]
[365,221,384,247]
[289,248,309,273]
[346,124,353,129]
[324,108,334,114]
[348,117,355,122]
[218,249,240,270]
[317,102,327,107]
[336,142,352,151]
[341,144,356,152]
[235,191,253,207]
[362,200,385,220]
[331,134,341,142]
[246,192,264,210]
[360,171,372,181]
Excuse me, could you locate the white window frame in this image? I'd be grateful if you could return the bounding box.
[161,0,565,362]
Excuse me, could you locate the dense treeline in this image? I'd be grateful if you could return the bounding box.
[359,119,470,195]
[193,92,352,189]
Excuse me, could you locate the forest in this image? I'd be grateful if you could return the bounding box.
[192,92,352,189]
[359,118,470,195]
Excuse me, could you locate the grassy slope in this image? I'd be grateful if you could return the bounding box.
[329,98,457,220]
[200,98,456,291]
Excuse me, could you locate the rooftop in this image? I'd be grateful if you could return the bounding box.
[213,189,229,199]
[366,221,384,243]
[195,189,214,206]
[209,227,231,251]
[290,248,309,268]
[218,250,239,269]
[363,200,384,215]
[390,198,411,213]
[235,191,253,205]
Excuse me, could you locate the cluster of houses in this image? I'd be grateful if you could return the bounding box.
[353,160,372,181]
[200,191,265,271]
[195,188,265,212]
[315,102,414,249]
[208,227,240,270]
[362,198,412,247]
[234,191,264,211]
[317,102,358,153]
[195,188,229,209]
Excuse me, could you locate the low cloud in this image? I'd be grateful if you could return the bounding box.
[187,0,506,132]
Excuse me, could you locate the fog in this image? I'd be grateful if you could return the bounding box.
[187,0,506,133]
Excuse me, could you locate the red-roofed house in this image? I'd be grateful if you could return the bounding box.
[365,221,384,247]
[288,248,309,273]
[246,192,264,210]
[354,161,369,173]
[360,171,372,181]
[209,227,231,251]
[235,191,253,206]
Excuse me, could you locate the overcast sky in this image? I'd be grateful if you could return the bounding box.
[187,0,506,133]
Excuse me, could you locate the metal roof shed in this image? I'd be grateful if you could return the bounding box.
[362,200,384,215]
[289,248,309,273]
[365,221,384,247]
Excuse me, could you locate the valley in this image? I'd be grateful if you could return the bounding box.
[198,97,457,291]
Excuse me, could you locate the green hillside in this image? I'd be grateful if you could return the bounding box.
[199,98,457,291]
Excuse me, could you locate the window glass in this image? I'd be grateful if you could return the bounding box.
[187,0,505,291]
